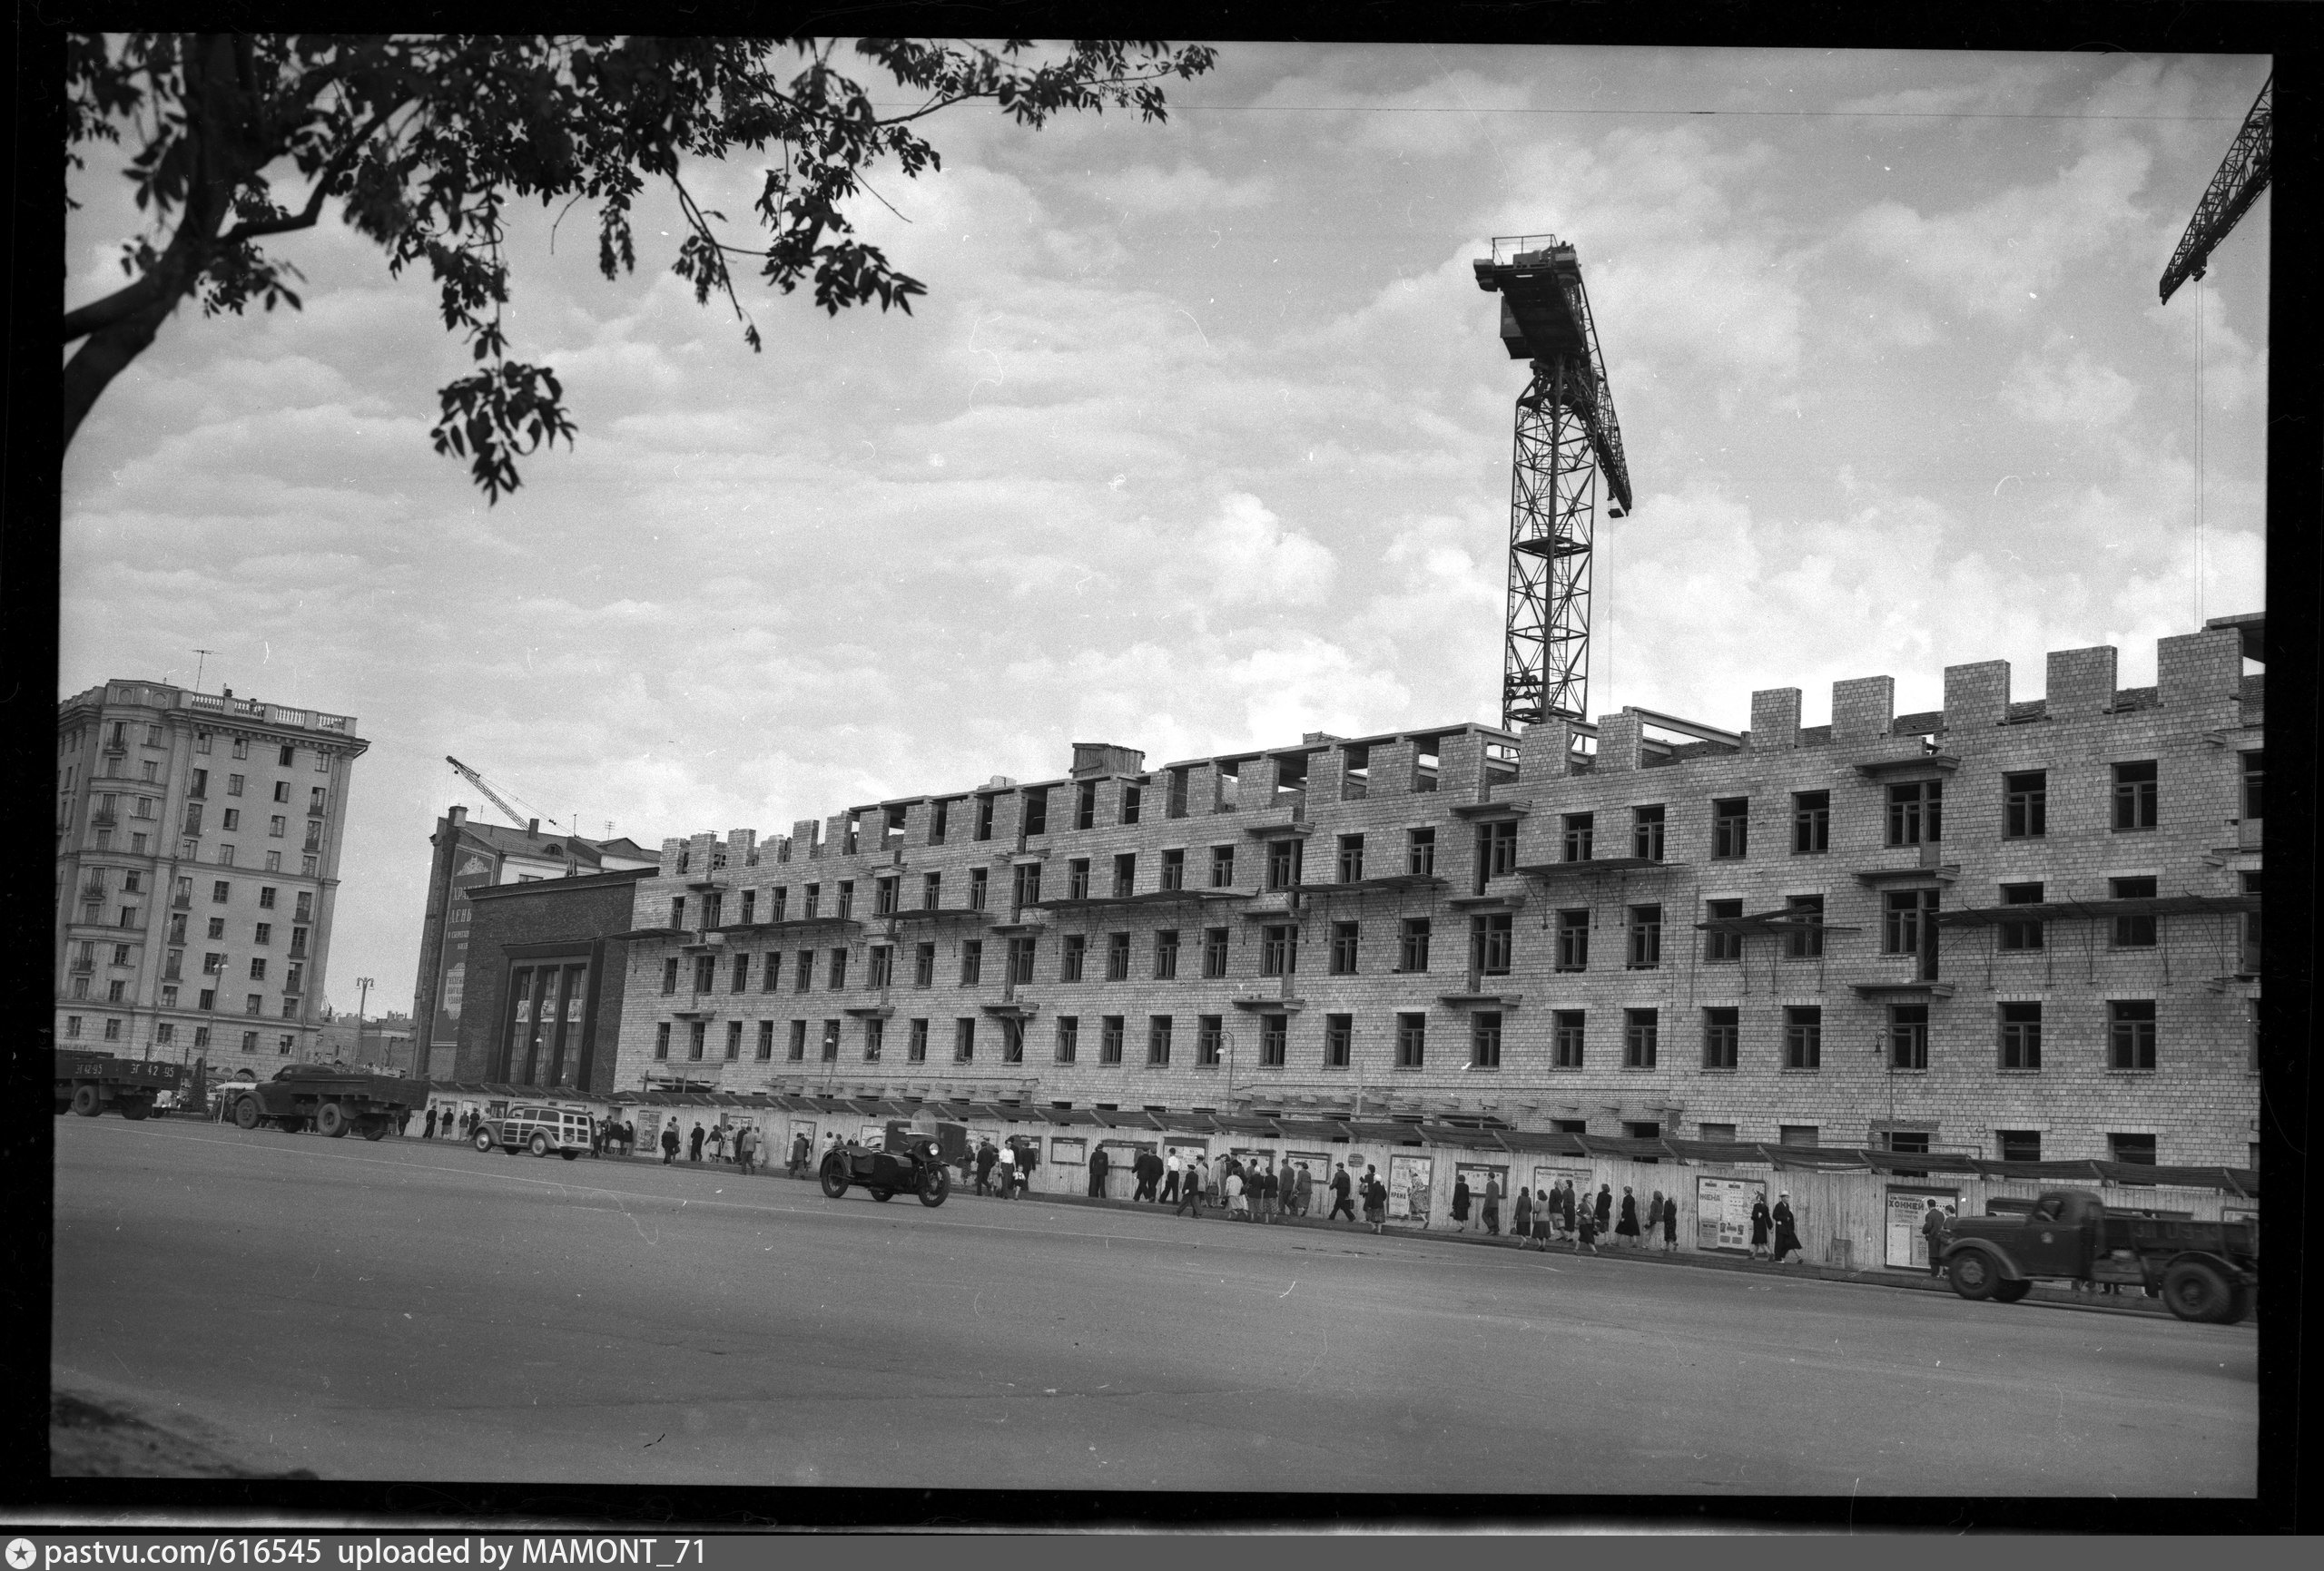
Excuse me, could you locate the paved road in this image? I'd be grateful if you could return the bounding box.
[51,1117,2256,1493]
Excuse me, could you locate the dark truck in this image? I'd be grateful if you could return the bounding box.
[1941,1190,2257,1323]
[54,1048,182,1119]
[222,1063,418,1141]
[820,1118,969,1206]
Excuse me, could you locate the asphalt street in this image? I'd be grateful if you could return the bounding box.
[51,1116,2256,1493]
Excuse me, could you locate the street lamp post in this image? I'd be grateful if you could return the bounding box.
[356,977,373,1069]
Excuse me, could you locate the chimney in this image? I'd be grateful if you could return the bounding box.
[448,805,468,826]
[222,688,233,698]
[527,818,539,833]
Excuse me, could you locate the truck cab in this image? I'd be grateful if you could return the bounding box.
[1943,1189,2255,1323]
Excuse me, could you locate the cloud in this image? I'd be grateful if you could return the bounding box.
[1187,493,1338,608]
[1999,349,2141,427]
[1096,163,1275,214]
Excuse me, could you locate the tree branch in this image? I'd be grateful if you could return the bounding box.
[63,273,167,343]
[218,98,406,245]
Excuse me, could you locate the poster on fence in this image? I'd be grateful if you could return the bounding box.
[1389,1154,1435,1222]
[1697,1175,1755,1252]
[1886,1186,1958,1270]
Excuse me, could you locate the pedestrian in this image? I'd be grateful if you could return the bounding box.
[1482,1175,1502,1236]
[975,1139,998,1196]
[1512,1183,1531,1241]
[1363,1167,1387,1233]
[397,1108,411,1136]
[1750,1192,1773,1261]
[1646,1190,1664,1243]
[660,1123,680,1165]
[1450,1174,1472,1232]
[1594,1183,1613,1240]
[708,1124,727,1164]
[687,1123,705,1163]
[1329,1162,1356,1222]
[1576,1196,1599,1253]
[1194,1156,1213,1207]
[1171,1157,1203,1217]
[1403,1168,1429,1228]
[1617,1186,1640,1248]
[1661,1189,1679,1252]
[1295,1163,1315,1218]
[1016,1139,1039,1196]
[1088,1144,1110,1198]
[623,1119,637,1157]
[1262,1163,1282,1223]
[1921,1198,1950,1277]
[1161,1150,1182,1204]
[1560,1180,1579,1246]
[787,1132,807,1177]
[996,1141,1017,1197]
[1225,1165,1247,1221]
[423,1105,438,1140]
[1771,1192,1802,1265]
[1531,1189,1554,1251]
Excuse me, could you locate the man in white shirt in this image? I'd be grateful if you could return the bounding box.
[996,1142,1018,1199]
[1161,1150,1182,1204]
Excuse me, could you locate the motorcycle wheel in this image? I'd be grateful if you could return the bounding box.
[870,1189,893,1203]
[920,1166,950,1208]
[819,1156,850,1199]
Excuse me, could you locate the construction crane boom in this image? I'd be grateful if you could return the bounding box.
[1474,233,1633,727]
[2161,74,2271,305]
[445,755,554,833]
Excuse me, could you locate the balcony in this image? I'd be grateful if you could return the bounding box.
[170,895,190,909]
[68,957,94,975]
[90,811,117,828]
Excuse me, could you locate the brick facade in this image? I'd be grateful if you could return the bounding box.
[606,621,2263,1166]
[457,868,651,1093]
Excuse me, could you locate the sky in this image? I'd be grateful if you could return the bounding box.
[59,43,2271,1017]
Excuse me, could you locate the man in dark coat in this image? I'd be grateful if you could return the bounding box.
[789,1133,810,1177]
[975,1138,999,1196]
[1328,1163,1356,1222]
[660,1123,680,1164]
[1088,1145,1110,1198]
[1771,1192,1802,1264]
[1594,1184,1614,1235]
[1135,1148,1163,1203]
[688,1123,706,1163]
[424,1106,438,1140]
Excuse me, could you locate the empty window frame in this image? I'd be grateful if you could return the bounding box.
[2111,877,2158,947]
[1147,1016,1173,1065]
[1259,1015,1288,1066]
[1260,924,1297,977]
[1329,921,1359,975]
[1198,1014,1224,1066]
[1886,781,1942,847]
[914,942,937,987]
[1055,1016,1078,1063]
[1883,889,1939,979]
[788,1020,807,1061]
[2112,761,2158,830]
[1998,882,2045,950]
[1337,834,1365,883]
[1888,1005,1929,1070]
[1626,904,1661,969]
[1265,839,1301,891]
[1399,917,1432,973]
[1105,932,1131,981]
[1632,804,1665,862]
[1622,1008,1658,1069]
[960,940,983,987]
[1996,1130,2042,1163]
[1067,859,1091,901]
[1784,1006,1821,1069]
[1323,1013,1351,1068]
[954,1017,977,1062]
[1013,862,1043,910]
[1792,790,1830,854]
[1704,899,1743,963]
[1561,812,1594,863]
[1999,1002,2042,1071]
[1393,1013,1425,1068]
[1471,912,1513,977]
[1552,1010,1584,1068]
[1471,1012,1502,1069]
[2003,771,2047,839]
[2110,1000,2157,1070]
[1203,927,1230,978]
[908,1018,929,1062]
[1099,1016,1125,1065]
[828,948,849,989]
[1406,828,1435,877]
[1711,798,1749,859]
[1784,894,1826,959]
[1476,820,1517,882]
[1209,845,1236,888]
[1160,849,1185,890]
[1112,852,1137,898]
[1701,1007,1738,1070]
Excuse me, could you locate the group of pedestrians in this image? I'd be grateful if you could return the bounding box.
[1749,1190,1805,1264]
[965,1136,1039,1198]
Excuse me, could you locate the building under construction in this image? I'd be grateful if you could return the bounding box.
[589,614,2262,1170]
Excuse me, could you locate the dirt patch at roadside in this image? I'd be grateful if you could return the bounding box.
[50,1388,318,1478]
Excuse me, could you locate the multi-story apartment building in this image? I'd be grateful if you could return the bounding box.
[606,616,2262,1167]
[55,680,369,1067]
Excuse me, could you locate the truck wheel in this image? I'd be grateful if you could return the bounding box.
[231,1098,261,1131]
[2163,1259,2233,1323]
[529,1133,552,1159]
[870,1189,893,1203]
[559,1150,578,1162]
[317,1102,350,1139]
[1993,1279,2033,1303]
[360,1121,388,1142]
[71,1085,103,1117]
[474,1127,497,1154]
[819,1156,850,1199]
[920,1167,950,1208]
[120,1099,151,1122]
[1946,1251,1996,1301]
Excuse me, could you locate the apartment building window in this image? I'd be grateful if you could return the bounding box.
[273,780,290,802]
[1623,1009,1658,1068]
[1712,799,1749,859]
[1161,849,1185,890]
[1477,820,1517,881]
[2112,761,2158,830]
[1886,781,1942,847]
[1884,889,1938,979]
[1633,805,1665,861]
[969,869,989,911]
[655,1023,671,1060]
[2111,877,2158,947]
[1888,1005,1929,1070]
[1325,833,1363,884]
[693,954,715,993]
[2110,1000,2157,1071]
[1322,1013,1350,1068]
[1205,844,1235,889]
[1704,899,1743,963]
[2240,750,2263,821]
[204,949,226,974]
[64,1016,82,1039]
[873,878,899,917]
[1986,1130,2040,1163]
[1013,862,1043,910]
[1203,927,1229,978]
[724,1020,743,1061]
[794,950,812,992]
[1329,921,1358,975]
[1406,828,1435,876]
[769,888,788,922]
[1004,936,1035,986]
[732,952,751,992]
[212,879,231,904]
[1395,1013,1426,1068]
[1265,839,1301,891]
[1164,768,1190,819]
[688,1022,707,1061]
[929,800,950,846]
[760,951,781,991]
[2109,1133,2156,1166]
[231,738,249,760]
[1154,929,1180,981]
[1626,905,1661,969]
[908,1018,928,1062]
[865,1017,886,1061]
[1066,859,1091,901]
[1122,784,1143,824]
[868,945,893,989]
[974,796,995,842]
[1147,1016,1173,1065]
[822,1020,842,1061]
[182,803,203,836]
[226,810,249,832]
[1552,1010,1584,1068]
[1999,1003,2042,1070]
[819,947,844,989]
[1465,1011,1502,1069]
[998,1017,1022,1064]
[1105,932,1130,981]
[1996,770,2049,840]
[835,881,854,920]
[1059,934,1087,983]
[1099,1016,1123,1065]
[108,980,127,1002]
[1998,883,2045,950]
[1552,909,1589,972]
[278,745,295,768]
[198,988,215,1010]
[1022,788,1048,837]
[1561,813,1594,862]
[738,889,757,925]
[1075,781,1098,830]
[1399,917,1432,974]
[756,1020,775,1061]
[1260,924,1297,977]
[1056,1016,1079,1064]
[802,884,820,919]
[1785,1006,1821,1069]
[1259,1015,1288,1066]
[1472,912,1513,977]
[959,940,982,987]
[1702,1007,1738,1069]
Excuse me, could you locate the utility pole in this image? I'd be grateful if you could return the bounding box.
[356,976,373,1068]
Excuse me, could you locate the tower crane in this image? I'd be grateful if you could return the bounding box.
[445,755,558,834]
[2160,74,2271,305]
[1474,234,1634,728]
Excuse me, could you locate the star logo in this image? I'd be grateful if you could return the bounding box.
[7,1537,38,1570]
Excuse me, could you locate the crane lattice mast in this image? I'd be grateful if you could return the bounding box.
[1474,235,1634,728]
[445,755,556,832]
[2160,74,2271,305]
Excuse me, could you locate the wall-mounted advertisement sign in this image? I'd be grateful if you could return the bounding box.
[1697,1175,1756,1252]
[1885,1186,1959,1270]
[1388,1154,1436,1221]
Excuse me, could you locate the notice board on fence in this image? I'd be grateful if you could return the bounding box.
[1886,1185,1958,1270]
[1697,1175,1755,1252]
[1389,1154,1436,1221]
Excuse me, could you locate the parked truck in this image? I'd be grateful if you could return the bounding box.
[221,1063,417,1141]
[1940,1189,2257,1323]
[54,1048,182,1120]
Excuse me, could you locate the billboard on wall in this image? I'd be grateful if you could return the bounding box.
[1388,1154,1435,1221]
[1697,1175,1757,1252]
[429,849,498,1050]
[1886,1186,1958,1270]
